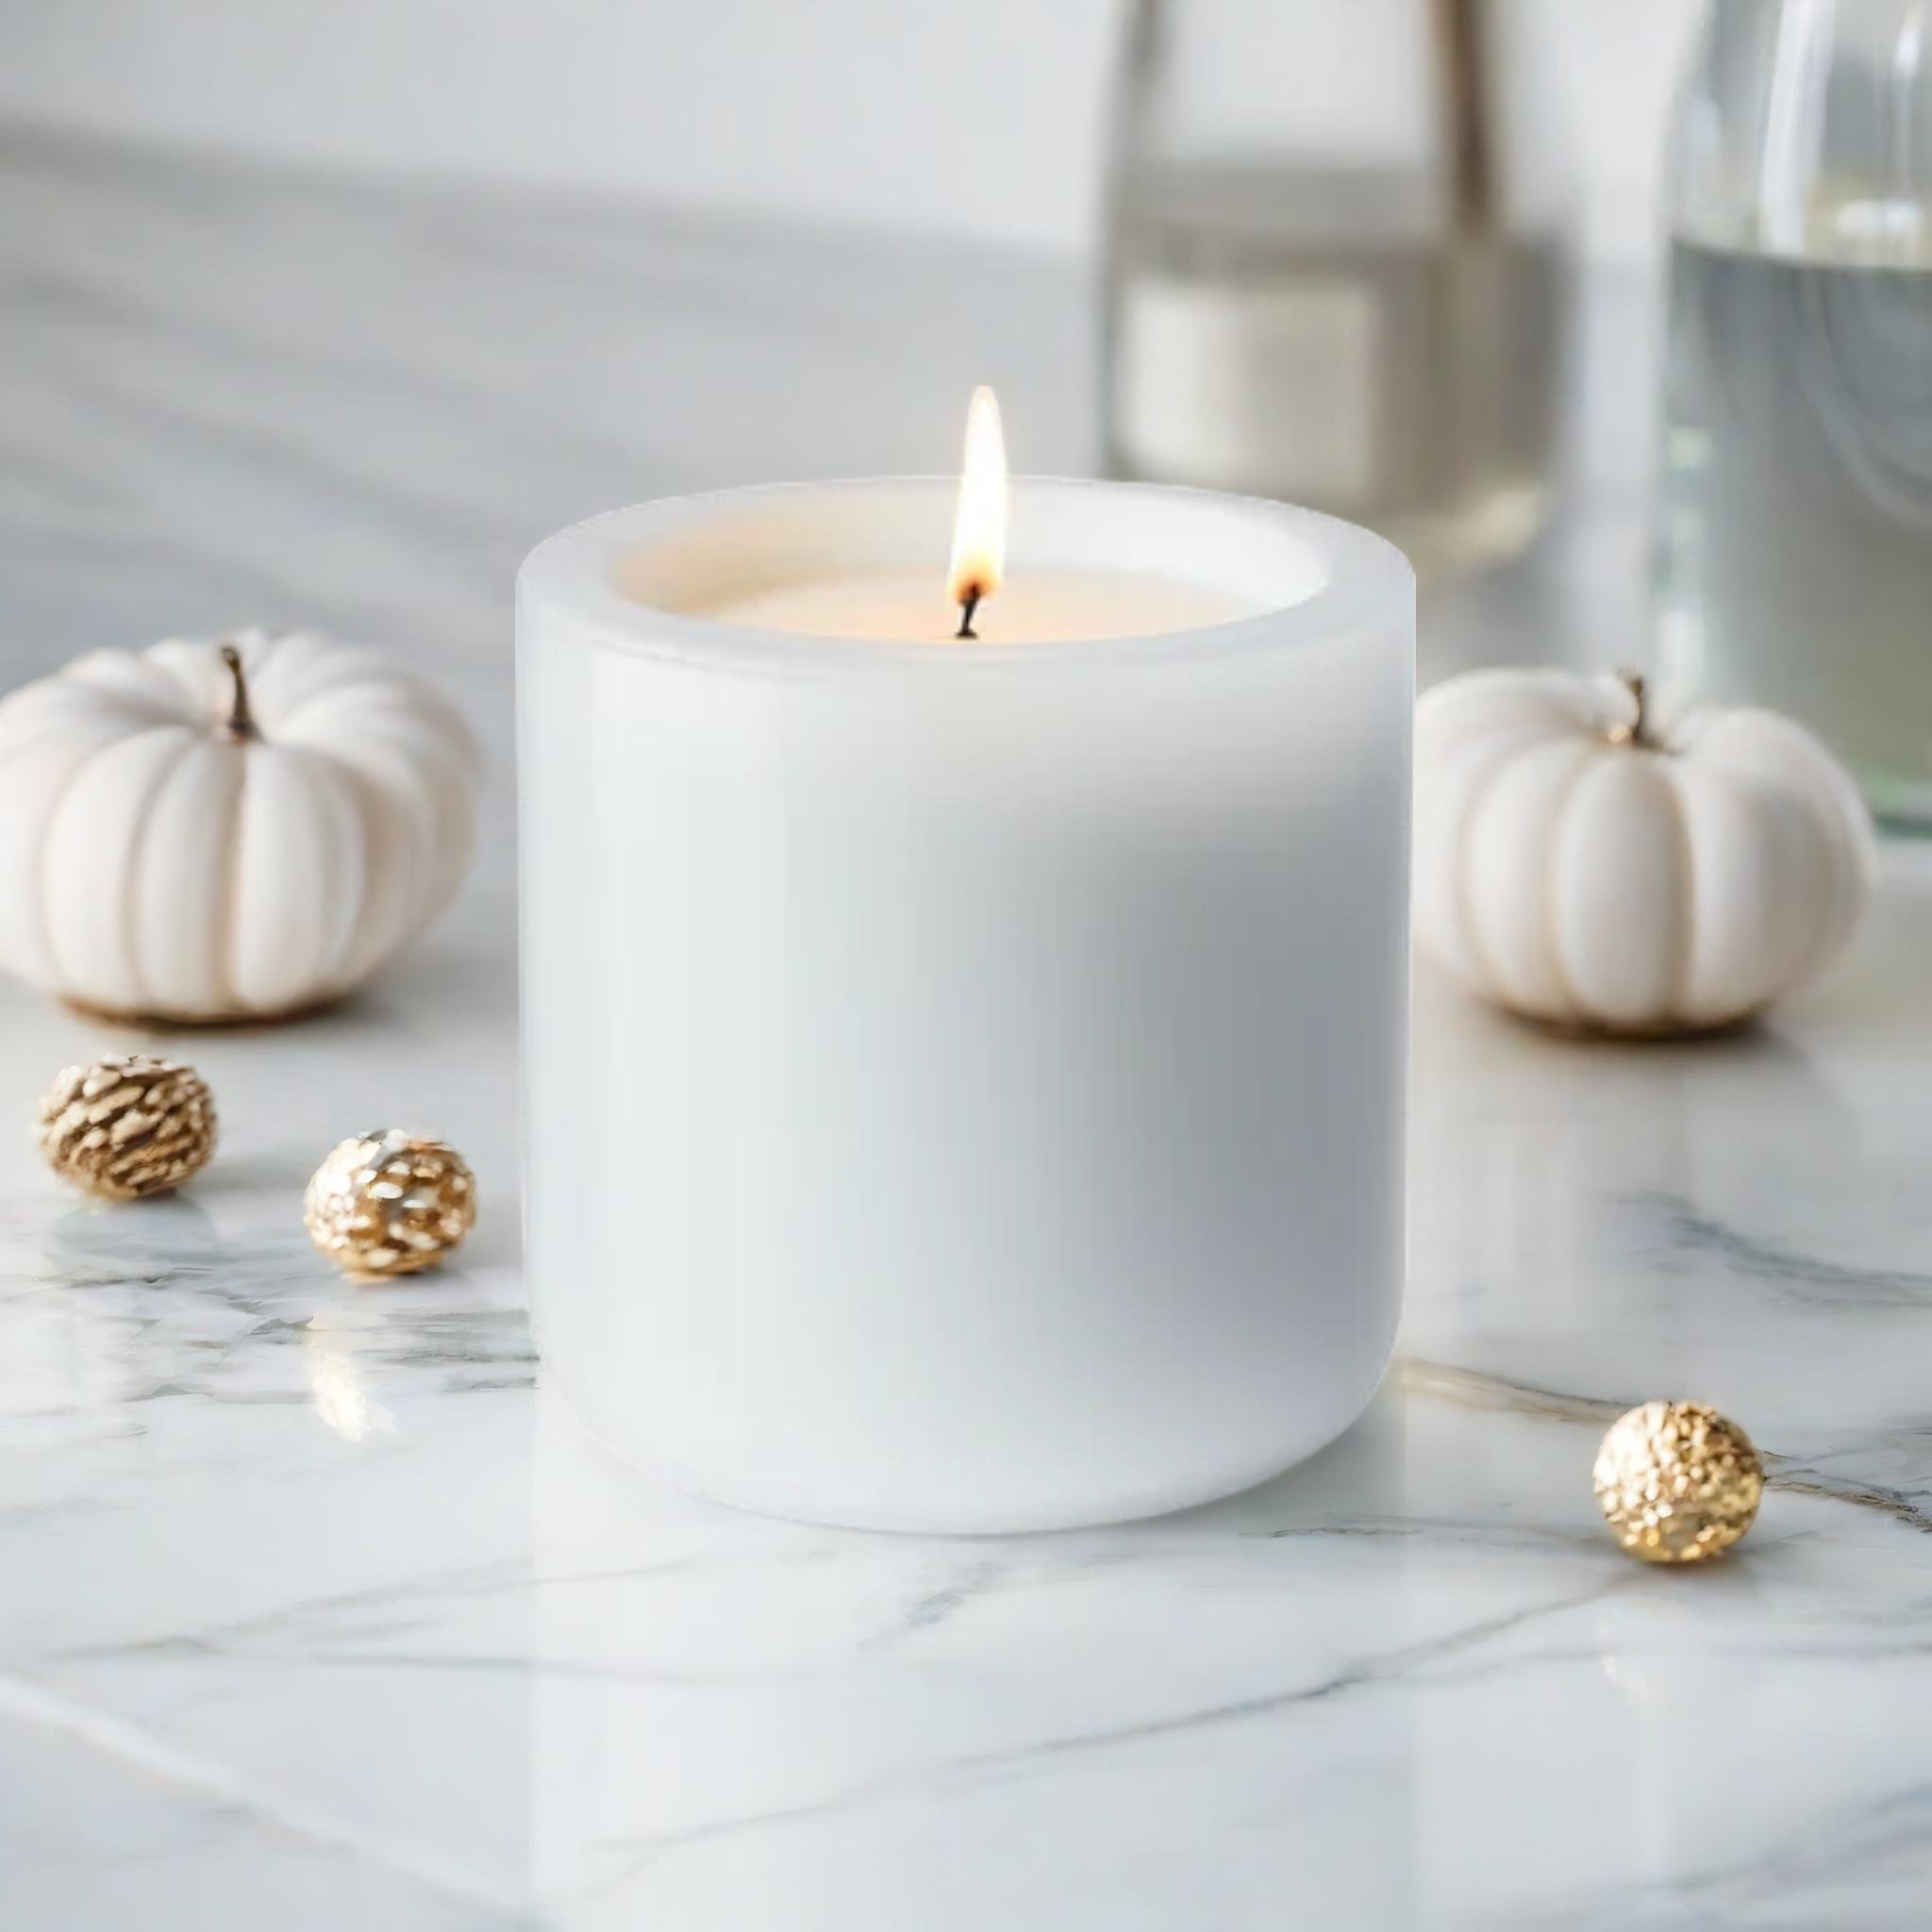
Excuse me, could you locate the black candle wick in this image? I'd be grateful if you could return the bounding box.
[956,586,982,641]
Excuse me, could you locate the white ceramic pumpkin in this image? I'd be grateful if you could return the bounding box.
[1414,668,1877,1035]
[0,629,478,1022]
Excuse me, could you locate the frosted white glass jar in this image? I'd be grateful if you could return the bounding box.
[518,478,1412,1533]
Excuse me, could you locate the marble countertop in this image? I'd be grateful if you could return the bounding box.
[4,131,1932,1929]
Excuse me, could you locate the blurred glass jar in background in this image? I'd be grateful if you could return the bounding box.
[1102,0,1574,578]
[1657,0,1932,829]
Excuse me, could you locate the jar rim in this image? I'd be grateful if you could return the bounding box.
[517,475,1413,676]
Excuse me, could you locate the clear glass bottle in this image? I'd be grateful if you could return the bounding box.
[1102,0,1572,578]
[1657,0,1932,828]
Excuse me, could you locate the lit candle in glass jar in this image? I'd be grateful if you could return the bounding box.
[692,389,1251,643]
[518,390,1414,1533]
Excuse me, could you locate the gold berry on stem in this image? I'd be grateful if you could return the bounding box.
[305,1129,475,1277]
[36,1056,217,1198]
[1593,1400,1764,1563]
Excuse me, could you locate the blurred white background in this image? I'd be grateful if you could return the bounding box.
[0,1,1696,260]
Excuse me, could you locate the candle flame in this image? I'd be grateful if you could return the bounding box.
[947,386,1008,618]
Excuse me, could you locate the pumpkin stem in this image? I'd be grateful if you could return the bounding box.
[1607,667,1655,749]
[220,643,258,741]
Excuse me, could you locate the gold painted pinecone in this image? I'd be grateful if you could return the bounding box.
[1593,1400,1764,1563]
[305,1128,475,1277]
[36,1056,217,1198]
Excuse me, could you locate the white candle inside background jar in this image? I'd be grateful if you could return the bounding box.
[518,391,1414,1534]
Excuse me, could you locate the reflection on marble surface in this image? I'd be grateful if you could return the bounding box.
[2,129,1932,1928]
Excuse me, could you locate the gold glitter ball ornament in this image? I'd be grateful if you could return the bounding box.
[36,1056,217,1198]
[1593,1400,1764,1563]
[305,1129,475,1277]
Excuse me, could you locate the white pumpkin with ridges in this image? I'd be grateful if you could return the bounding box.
[0,630,477,1021]
[1414,668,1876,1034]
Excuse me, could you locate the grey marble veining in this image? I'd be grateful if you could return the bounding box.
[2,127,1931,1929]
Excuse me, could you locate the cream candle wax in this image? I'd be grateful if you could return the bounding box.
[518,395,1414,1534]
